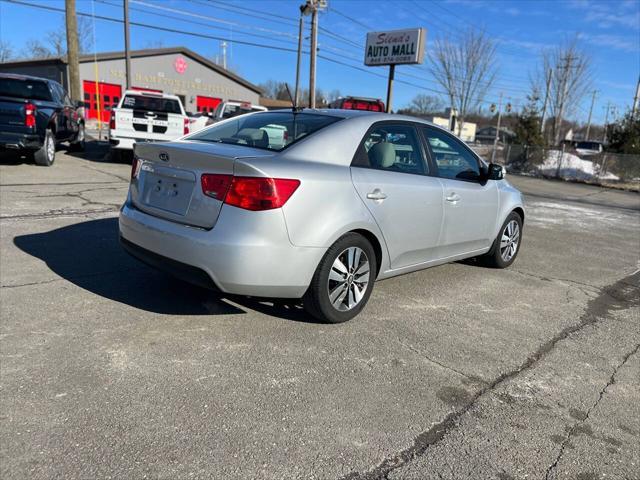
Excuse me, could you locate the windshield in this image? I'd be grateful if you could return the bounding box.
[121,95,182,114]
[188,112,342,152]
[221,104,265,119]
[0,78,52,101]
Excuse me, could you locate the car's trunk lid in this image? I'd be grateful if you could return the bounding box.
[131,141,275,229]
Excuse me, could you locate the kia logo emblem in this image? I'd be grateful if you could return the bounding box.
[159,152,169,162]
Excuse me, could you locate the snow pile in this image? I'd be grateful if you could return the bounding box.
[538,150,619,181]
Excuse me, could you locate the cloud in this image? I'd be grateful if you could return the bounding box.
[579,33,640,52]
[568,0,640,30]
[598,80,635,91]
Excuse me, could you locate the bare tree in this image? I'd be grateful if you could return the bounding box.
[535,37,592,145]
[22,17,93,59]
[327,89,341,103]
[0,39,14,62]
[408,94,444,115]
[430,29,498,136]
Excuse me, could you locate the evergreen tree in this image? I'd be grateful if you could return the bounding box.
[514,92,544,146]
[606,110,640,154]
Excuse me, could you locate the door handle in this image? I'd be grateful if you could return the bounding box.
[367,189,387,201]
[445,193,461,203]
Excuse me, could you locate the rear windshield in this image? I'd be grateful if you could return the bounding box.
[121,95,182,114]
[220,104,264,119]
[576,141,601,150]
[0,78,52,101]
[188,112,342,152]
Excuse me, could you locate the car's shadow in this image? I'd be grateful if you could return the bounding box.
[13,217,318,322]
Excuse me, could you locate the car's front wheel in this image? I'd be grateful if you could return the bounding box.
[482,211,523,268]
[304,233,376,323]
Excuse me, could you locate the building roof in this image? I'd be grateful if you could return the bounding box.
[0,46,262,95]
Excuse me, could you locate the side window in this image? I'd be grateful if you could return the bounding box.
[422,127,480,181]
[48,83,61,103]
[353,124,427,175]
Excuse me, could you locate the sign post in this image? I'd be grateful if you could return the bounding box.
[386,65,395,113]
[364,28,426,113]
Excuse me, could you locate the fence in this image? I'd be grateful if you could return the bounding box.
[470,143,640,190]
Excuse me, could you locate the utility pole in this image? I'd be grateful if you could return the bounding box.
[633,75,640,117]
[294,14,304,106]
[491,92,503,163]
[554,54,576,145]
[602,101,611,143]
[540,68,552,136]
[221,41,227,70]
[309,3,318,108]
[124,0,132,88]
[585,90,597,140]
[65,0,81,101]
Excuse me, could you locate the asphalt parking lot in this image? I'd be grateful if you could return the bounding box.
[1,143,639,480]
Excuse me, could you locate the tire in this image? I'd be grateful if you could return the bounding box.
[34,128,55,166]
[481,211,523,268]
[69,123,86,152]
[303,232,377,323]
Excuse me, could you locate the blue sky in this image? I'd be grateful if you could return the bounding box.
[1,0,638,124]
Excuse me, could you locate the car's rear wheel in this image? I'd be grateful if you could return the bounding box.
[34,128,55,166]
[482,211,523,268]
[303,233,376,323]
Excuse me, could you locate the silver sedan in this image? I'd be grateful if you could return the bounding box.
[119,109,524,323]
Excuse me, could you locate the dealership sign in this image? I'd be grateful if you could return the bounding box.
[364,28,426,66]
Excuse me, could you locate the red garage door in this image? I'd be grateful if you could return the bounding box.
[196,95,222,114]
[83,80,122,123]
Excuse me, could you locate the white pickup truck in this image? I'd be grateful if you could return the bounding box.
[108,90,189,158]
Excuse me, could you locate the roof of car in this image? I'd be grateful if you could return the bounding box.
[261,108,444,128]
[0,72,56,84]
[123,89,181,100]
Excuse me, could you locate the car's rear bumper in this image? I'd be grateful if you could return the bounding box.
[0,131,42,150]
[118,201,325,298]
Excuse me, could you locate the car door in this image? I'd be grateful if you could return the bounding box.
[51,83,71,140]
[61,89,78,140]
[420,126,499,258]
[350,122,444,270]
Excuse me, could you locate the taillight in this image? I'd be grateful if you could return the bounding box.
[109,110,116,130]
[131,155,140,181]
[24,103,36,127]
[283,130,289,143]
[183,117,190,135]
[201,174,232,201]
[201,175,300,211]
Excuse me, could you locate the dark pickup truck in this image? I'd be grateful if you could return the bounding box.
[0,73,85,166]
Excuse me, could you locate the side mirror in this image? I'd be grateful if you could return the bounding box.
[488,163,504,180]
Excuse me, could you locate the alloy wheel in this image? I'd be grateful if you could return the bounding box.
[500,220,520,262]
[46,134,55,161]
[327,247,370,312]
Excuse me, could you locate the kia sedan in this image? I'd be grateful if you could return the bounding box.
[119,109,524,323]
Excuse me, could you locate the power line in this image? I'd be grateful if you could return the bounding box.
[4,0,300,53]
[2,0,539,112]
[96,0,300,48]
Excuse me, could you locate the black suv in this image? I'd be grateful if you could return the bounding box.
[0,73,85,166]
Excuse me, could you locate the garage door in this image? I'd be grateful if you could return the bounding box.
[196,95,222,115]
[83,81,122,123]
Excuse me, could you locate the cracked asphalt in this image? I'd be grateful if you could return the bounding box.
[1,143,639,480]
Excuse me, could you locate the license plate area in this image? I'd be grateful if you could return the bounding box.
[141,167,196,216]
